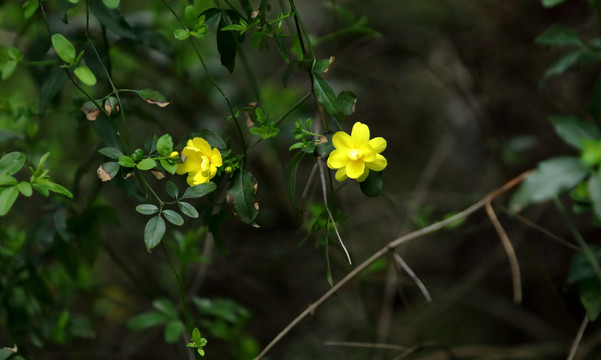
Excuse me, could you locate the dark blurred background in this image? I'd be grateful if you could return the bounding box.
[2,0,601,359]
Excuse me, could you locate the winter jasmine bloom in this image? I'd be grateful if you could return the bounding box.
[176,137,223,186]
[326,122,387,182]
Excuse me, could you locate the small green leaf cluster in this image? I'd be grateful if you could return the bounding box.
[536,22,601,85]
[98,134,178,182]
[289,118,319,153]
[127,298,186,343]
[174,5,209,40]
[137,181,216,251]
[0,46,23,80]
[245,105,279,139]
[51,34,96,86]
[0,152,73,216]
[186,328,208,357]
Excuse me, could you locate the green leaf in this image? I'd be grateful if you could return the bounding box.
[0,175,17,186]
[287,151,306,212]
[226,170,259,226]
[181,182,217,199]
[99,147,124,159]
[136,204,159,215]
[145,135,158,154]
[192,328,202,344]
[51,34,76,63]
[166,181,178,199]
[178,201,199,218]
[118,155,136,168]
[549,115,601,149]
[313,76,344,120]
[312,58,331,75]
[136,158,157,170]
[163,209,184,226]
[184,5,200,28]
[160,159,177,175]
[127,311,167,331]
[153,298,179,318]
[164,320,185,343]
[144,215,166,251]
[360,170,383,197]
[174,29,190,40]
[23,0,40,18]
[31,178,73,198]
[542,0,568,7]
[540,51,581,85]
[509,157,589,211]
[134,89,170,107]
[157,134,174,156]
[0,186,19,216]
[2,61,18,80]
[88,0,136,39]
[102,0,119,9]
[16,182,32,197]
[217,17,237,73]
[74,65,97,86]
[535,24,583,47]
[568,246,601,284]
[0,152,26,176]
[579,278,601,321]
[337,90,357,116]
[194,129,227,149]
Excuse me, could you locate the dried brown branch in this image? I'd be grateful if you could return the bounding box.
[485,201,522,303]
[254,170,533,360]
[567,315,589,360]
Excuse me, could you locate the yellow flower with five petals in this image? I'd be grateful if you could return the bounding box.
[326,122,387,182]
[176,137,223,186]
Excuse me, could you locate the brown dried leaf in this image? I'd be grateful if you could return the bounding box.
[151,170,165,180]
[97,164,112,181]
[145,99,170,108]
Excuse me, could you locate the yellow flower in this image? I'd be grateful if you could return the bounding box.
[176,137,223,186]
[326,122,387,182]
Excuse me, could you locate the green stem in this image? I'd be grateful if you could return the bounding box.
[554,198,601,284]
[86,37,131,153]
[287,0,315,61]
[161,242,194,332]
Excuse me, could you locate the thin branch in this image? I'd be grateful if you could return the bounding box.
[485,201,522,303]
[254,170,533,360]
[567,315,589,360]
[317,158,351,264]
[324,341,407,352]
[393,253,432,303]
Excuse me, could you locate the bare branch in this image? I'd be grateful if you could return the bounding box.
[254,170,533,360]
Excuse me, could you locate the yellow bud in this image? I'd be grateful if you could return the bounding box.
[169,151,179,159]
[225,166,233,174]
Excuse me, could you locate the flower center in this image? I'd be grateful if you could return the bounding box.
[347,149,362,161]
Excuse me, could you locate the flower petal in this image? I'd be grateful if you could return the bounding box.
[335,168,348,182]
[366,154,387,171]
[351,122,370,146]
[358,143,376,162]
[327,149,348,169]
[332,131,352,150]
[177,158,202,174]
[191,137,212,155]
[346,160,365,179]
[369,137,387,153]
[210,148,223,167]
[357,168,370,182]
